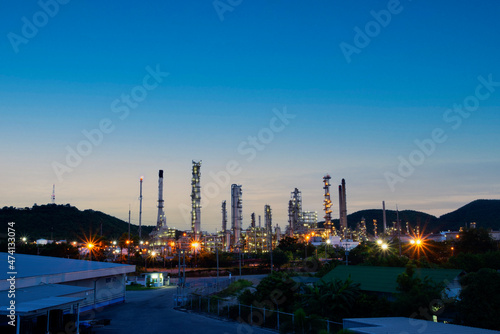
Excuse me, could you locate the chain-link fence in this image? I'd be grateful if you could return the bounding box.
[183,294,343,333]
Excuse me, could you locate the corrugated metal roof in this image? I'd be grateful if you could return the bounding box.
[321,266,462,294]
[0,284,93,314]
[0,252,134,280]
[0,252,135,289]
[0,296,86,316]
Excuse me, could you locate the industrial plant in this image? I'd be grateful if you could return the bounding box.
[138,160,414,258]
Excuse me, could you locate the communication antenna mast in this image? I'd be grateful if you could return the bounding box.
[139,176,143,239]
[51,184,55,204]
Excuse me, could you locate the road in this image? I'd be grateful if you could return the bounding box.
[84,276,272,334]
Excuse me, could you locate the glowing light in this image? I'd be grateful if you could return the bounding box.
[377,239,383,245]
[87,243,94,249]
[381,243,388,250]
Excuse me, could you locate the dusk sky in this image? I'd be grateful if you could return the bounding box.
[1,1,499,233]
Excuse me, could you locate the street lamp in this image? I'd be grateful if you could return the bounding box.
[326,239,331,260]
[305,235,310,259]
[191,242,200,268]
[87,243,94,261]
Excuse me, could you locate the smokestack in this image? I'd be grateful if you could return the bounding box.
[222,201,227,232]
[341,179,347,230]
[338,185,343,228]
[382,201,387,234]
[157,170,166,231]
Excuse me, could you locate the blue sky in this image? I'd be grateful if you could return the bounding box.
[1,0,499,233]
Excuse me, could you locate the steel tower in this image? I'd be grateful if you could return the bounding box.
[191,161,202,240]
[231,184,243,249]
[323,175,333,231]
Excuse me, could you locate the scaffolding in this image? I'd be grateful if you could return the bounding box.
[323,175,333,232]
[231,184,243,249]
[288,188,302,235]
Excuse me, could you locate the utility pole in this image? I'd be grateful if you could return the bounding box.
[397,205,402,256]
[128,205,131,264]
[139,177,143,240]
[216,247,219,290]
[239,245,242,279]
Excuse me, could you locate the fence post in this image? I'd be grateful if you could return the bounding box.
[250,304,253,326]
[263,307,266,326]
[218,299,220,316]
[292,314,295,334]
[239,303,241,320]
[327,320,330,333]
[199,296,201,310]
[208,298,211,314]
[277,309,279,331]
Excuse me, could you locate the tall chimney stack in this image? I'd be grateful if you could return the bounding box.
[156,170,166,231]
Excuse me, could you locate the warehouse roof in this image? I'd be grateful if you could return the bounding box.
[0,252,135,290]
[0,284,92,316]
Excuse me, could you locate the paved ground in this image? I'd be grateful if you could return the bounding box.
[84,276,272,334]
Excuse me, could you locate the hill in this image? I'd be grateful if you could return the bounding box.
[0,204,155,241]
[438,199,500,231]
[325,209,439,235]
[321,199,500,234]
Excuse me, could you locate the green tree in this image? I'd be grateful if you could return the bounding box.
[455,228,496,254]
[263,249,290,270]
[392,265,445,318]
[456,268,500,330]
[243,272,299,313]
[301,278,361,322]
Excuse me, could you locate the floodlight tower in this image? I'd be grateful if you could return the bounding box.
[191,161,202,240]
[323,175,333,231]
